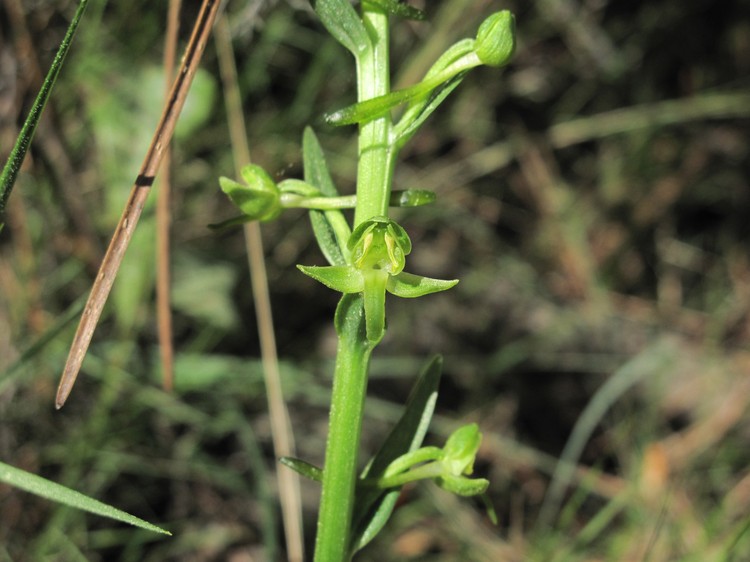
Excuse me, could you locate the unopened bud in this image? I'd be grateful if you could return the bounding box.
[475,11,516,68]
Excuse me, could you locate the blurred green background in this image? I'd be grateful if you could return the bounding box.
[2,0,750,560]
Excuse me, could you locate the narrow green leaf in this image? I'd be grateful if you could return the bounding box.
[0,0,89,231]
[302,127,340,198]
[387,271,458,298]
[393,73,466,148]
[310,210,352,266]
[312,0,371,57]
[350,356,443,552]
[0,461,170,535]
[279,457,323,482]
[303,127,351,266]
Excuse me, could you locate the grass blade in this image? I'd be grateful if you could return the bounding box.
[0,0,89,231]
[0,461,170,535]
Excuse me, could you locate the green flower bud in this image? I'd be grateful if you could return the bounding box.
[475,10,516,68]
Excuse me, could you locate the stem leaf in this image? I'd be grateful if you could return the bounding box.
[303,127,351,266]
[393,72,466,147]
[302,127,339,198]
[312,0,371,57]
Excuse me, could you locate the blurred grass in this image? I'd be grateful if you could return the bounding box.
[1,0,750,560]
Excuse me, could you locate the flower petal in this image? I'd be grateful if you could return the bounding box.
[387,272,458,298]
[297,265,363,294]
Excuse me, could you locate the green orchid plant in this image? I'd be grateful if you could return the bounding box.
[216,2,516,560]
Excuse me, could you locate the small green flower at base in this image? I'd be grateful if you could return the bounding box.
[434,423,489,496]
[298,217,457,342]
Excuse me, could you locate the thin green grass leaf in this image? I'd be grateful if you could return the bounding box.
[0,0,89,231]
[537,339,678,529]
[0,461,171,535]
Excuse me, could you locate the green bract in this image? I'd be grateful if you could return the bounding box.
[298,217,457,342]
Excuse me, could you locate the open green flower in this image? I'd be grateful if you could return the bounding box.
[298,217,457,342]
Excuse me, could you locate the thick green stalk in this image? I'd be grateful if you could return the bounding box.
[353,8,396,226]
[314,294,376,561]
[316,7,396,561]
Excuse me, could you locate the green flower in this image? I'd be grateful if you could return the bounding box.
[215,164,282,227]
[435,423,489,496]
[298,217,458,342]
[372,423,489,497]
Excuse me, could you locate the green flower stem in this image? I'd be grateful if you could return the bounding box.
[315,12,397,554]
[353,7,395,227]
[314,294,378,561]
